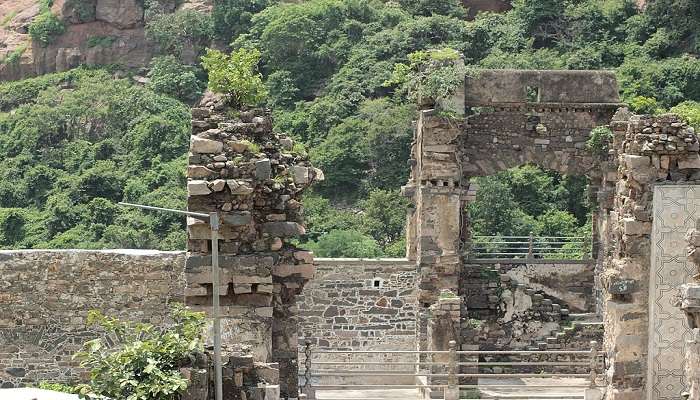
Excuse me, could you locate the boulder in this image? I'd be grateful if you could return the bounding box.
[188,180,210,196]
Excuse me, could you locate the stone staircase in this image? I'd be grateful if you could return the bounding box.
[525,313,603,351]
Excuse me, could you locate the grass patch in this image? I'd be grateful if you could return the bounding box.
[0,44,27,66]
[86,35,116,48]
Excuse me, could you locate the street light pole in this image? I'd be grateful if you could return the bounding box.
[117,202,223,400]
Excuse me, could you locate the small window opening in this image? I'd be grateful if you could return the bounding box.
[526,86,540,103]
[372,278,383,288]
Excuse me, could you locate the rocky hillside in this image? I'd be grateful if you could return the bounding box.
[0,0,211,81]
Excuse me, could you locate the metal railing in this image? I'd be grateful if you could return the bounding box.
[467,233,590,261]
[299,340,603,400]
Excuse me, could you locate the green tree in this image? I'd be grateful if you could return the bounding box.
[146,56,206,103]
[671,101,700,131]
[306,229,382,258]
[201,48,267,106]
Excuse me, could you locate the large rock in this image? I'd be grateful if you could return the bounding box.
[262,222,305,237]
[96,0,143,29]
[191,136,223,154]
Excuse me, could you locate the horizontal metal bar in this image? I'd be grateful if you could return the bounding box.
[308,385,448,389]
[311,350,447,354]
[457,384,592,388]
[457,350,591,355]
[312,361,438,365]
[472,236,585,239]
[457,361,590,366]
[306,373,425,377]
[455,373,591,378]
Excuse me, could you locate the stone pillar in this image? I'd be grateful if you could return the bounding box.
[407,109,465,364]
[601,111,700,400]
[427,293,462,391]
[678,284,700,400]
[186,93,321,399]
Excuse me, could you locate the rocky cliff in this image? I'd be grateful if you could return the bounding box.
[0,0,211,82]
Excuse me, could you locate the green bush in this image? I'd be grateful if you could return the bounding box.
[29,11,66,46]
[146,56,205,103]
[306,229,382,258]
[86,35,116,48]
[384,48,469,108]
[201,48,267,106]
[670,100,700,131]
[629,96,662,114]
[586,126,614,156]
[146,9,212,57]
[73,305,205,400]
[1,44,27,65]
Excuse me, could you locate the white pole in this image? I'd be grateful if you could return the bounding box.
[210,212,223,400]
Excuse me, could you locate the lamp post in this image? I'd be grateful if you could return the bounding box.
[118,202,223,400]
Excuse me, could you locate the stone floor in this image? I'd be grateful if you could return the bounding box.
[0,388,80,400]
[477,377,588,399]
[316,388,422,399]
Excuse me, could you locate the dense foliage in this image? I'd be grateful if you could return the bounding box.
[71,305,205,400]
[0,69,189,249]
[2,0,700,255]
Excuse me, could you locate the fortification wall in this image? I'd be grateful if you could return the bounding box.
[0,250,186,388]
[298,258,417,351]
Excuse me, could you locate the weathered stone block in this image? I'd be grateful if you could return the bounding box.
[188,180,211,196]
[191,136,224,154]
[262,222,305,237]
[623,218,651,236]
[256,159,272,180]
[222,212,252,226]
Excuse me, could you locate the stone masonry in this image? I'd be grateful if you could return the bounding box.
[0,249,185,388]
[599,112,700,400]
[186,92,322,398]
[403,70,621,364]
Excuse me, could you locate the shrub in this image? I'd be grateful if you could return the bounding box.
[586,126,614,156]
[629,96,662,114]
[73,304,205,400]
[29,11,66,46]
[384,48,470,109]
[146,56,205,103]
[146,9,212,57]
[201,48,267,106]
[306,229,382,258]
[1,44,27,65]
[670,101,700,132]
[86,35,116,48]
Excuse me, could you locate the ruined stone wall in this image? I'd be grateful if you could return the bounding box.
[460,262,597,351]
[600,111,700,400]
[298,258,417,351]
[186,93,321,398]
[0,250,186,388]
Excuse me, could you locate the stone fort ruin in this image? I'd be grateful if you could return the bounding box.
[2,69,700,400]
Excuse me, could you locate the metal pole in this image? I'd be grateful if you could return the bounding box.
[210,212,222,400]
[527,231,534,260]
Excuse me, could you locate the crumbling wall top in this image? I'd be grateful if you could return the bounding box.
[465,69,622,105]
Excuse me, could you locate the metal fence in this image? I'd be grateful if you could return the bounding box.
[466,233,591,261]
[299,340,603,400]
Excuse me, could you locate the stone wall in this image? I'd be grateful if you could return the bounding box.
[298,258,417,351]
[599,111,700,400]
[186,93,321,398]
[297,258,418,384]
[459,261,597,352]
[0,249,186,388]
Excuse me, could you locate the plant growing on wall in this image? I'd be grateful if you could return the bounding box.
[201,47,267,107]
[383,48,471,111]
[586,126,614,157]
[72,304,206,400]
[29,0,66,46]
